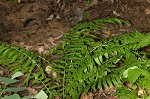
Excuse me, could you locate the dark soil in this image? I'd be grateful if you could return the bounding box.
[0,0,150,98]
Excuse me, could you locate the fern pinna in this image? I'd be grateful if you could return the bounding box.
[1,18,150,98]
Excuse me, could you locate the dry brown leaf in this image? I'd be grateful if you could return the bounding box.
[37,46,44,54]
[17,0,21,3]
[80,92,93,99]
[124,82,132,89]
[24,45,33,50]
[0,70,4,76]
[46,15,54,21]
[45,65,58,78]
[11,41,33,50]
[51,71,58,78]
[87,92,93,99]
[113,10,120,16]
[147,0,150,3]
[28,87,38,95]
[92,0,98,5]
[43,51,49,55]
[80,93,89,99]
[55,96,61,99]
[145,8,150,15]
[45,65,53,74]
[138,89,144,96]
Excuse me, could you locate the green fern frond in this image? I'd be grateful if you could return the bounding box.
[1,17,150,98]
[49,18,150,98]
[0,42,53,96]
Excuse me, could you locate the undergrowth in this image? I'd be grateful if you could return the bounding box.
[1,18,150,98]
[0,71,48,99]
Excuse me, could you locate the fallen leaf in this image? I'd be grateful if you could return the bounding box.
[147,0,150,3]
[138,89,144,96]
[46,15,54,21]
[113,10,120,16]
[38,46,44,54]
[17,0,21,3]
[80,92,93,99]
[45,65,52,74]
[92,0,98,5]
[24,45,33,50]
[34,90,48,99]
[51,71,57,78]
[145,8,150,15]
[0,70,4,76]
[80,93,88,99]
[28,87,38,95]
[55,96,61,99]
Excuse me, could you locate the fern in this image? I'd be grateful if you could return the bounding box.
[0,42,54,97]
[49,18,150,98]
[1,18,150,98]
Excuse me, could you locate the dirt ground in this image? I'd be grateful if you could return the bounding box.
[0,0,150,54]
[0,0,150,98]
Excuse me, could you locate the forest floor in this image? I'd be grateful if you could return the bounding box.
[0,0,150,98]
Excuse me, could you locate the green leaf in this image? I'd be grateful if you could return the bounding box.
[19,56,28,64]
[119,96,131,99]
[2,49,12,57]
[0,47,8,54]
[102,78,109,89]
[104,52,109,59]
[0,77,18,85]
[128,69,141,83]
[98,79,103,91]
[11,55,19,62]
[3,87,26,93]
[1,94,21,99]
[77,69,83,82]
[8,51,16,58]
[141,69,150,79]
[146,96,150,99]
[112,77,122,87]
[123,66,141,83]
[93,56,101,65]
[123,66,139,78]
[98,55,103,63]
[24,59,32,67]
[91,81,97,91]
[34,90,48,99]
[11,71,24,79]
[22,96,34,99]
[84,83,92,93]
[107,78,113,88]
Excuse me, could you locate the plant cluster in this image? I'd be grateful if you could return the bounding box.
[1,18,150,98]
[0,71,48,99]
[49,18,150,98]
[0,42,51,98]
[0,72,27,99]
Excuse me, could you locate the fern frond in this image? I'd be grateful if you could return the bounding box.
[1,17,150,98]
[0,42,54,97]
[49,18,150,98]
